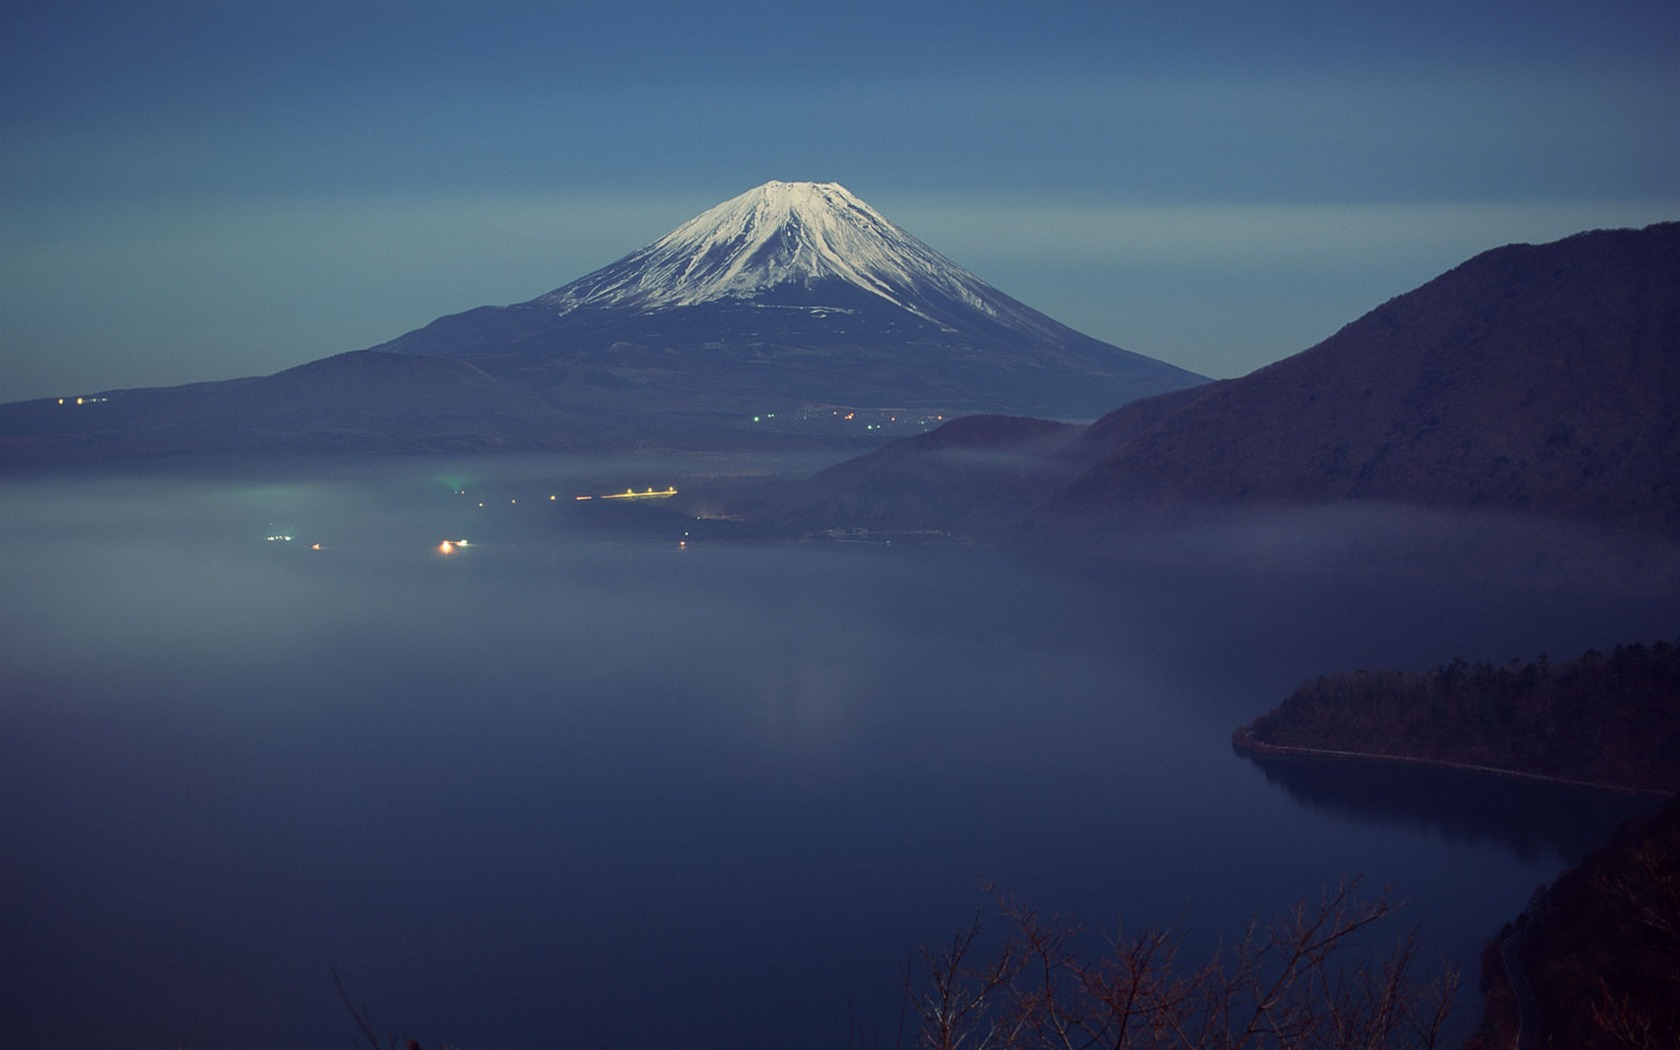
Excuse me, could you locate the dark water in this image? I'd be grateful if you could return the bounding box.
[0,457,1669,1049]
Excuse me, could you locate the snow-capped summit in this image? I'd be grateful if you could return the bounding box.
[539,180,1012,326]
[373,181,1208,423]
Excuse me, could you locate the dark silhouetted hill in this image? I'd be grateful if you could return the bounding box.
[1235,637,1680,794]
[1466,794,1680,1050]
[1027,222,1680,540]
[740,223,1678,583]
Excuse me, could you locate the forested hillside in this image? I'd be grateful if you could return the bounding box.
[1235,638,1680,793]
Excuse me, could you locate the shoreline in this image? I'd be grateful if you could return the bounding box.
[1230,726,1672,797]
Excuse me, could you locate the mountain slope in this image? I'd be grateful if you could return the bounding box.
[742,222,1680,569]
[1,182,1206,462]
[371,181,1207,421]
[1028,221,1680,537]
[0,351,574,462]
[537,181,1045,329]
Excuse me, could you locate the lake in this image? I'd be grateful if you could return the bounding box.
[1,455,1669,1049]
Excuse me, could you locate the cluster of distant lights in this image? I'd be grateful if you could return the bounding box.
[263,482,685,558]
[750,408,945,432]
[574,487,679,501]
[264,534,323,551]
[438,483,684,552]
[268,532,473,556]
[57,396,108,405]
[453,486,677,506]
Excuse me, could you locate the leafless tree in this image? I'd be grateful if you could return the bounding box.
[905,881,1458,1050]
[1587,841,1680,1049]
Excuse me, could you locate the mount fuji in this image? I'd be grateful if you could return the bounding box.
[370,181,1206,428]
[0,181,1205,460]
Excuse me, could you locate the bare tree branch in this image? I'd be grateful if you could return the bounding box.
[905,882,1457,1050]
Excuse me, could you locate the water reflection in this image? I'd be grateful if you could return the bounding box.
[1240,750,1663,864]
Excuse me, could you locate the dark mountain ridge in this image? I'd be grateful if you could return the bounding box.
[762,222,1679,555]
[1033,221,1680,537]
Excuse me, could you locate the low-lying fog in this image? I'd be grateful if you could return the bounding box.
[2,454,1671,1049]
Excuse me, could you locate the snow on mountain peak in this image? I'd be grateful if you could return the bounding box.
[538,180,1005,322]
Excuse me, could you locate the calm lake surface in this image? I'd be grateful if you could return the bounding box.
[1,455,1670,1049]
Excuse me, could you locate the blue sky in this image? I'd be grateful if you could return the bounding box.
[3,0,1676,400]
